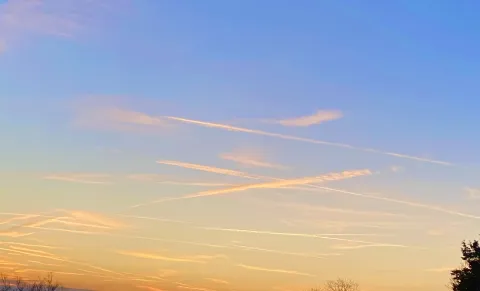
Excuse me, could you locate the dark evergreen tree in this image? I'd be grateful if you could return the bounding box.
[450,237,480,291]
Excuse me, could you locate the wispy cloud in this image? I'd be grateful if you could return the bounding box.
[318,186,480,220]
[278,203,408,218]
[27,260,63,267]
[115,250,215,263]
[73,97,172,133]
[155,160,417,212]
[425,267,454,272]
[43,173,111,184]
[220,148,288,170]
[205,278,229,285]
[199,227,408,247]
[426,229,445,236]
[128,174,234,187]
[0,246,68,262]
[281,219,416,232]
[156,158,474,239]
[176,283,214,291]
[160,115,452,165]
[390,166,404,173]
[118,215,193,225]
[111,233,341,260]
[157,269,178,278]
[236,264,315,277]
[230,243,341,259]
[137,286,165,291]
[157,160,260,180]
[0,0,80,51]
[131,168,371,208]
[0,241,65,250]
[59,210,125,229]
[464,187,480,200]
[266,110,343,127]
[331,244,407,250]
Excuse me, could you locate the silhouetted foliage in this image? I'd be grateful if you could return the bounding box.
[0,273,61,291]
[450,236,480,291]
[308,278,360,291]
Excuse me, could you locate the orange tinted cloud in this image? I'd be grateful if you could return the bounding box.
[268,110,343,127]
[115,250,209,263]
[236,264,315,277]
[137,286,165,291]
[220,148,288,170]
[132,168,371,208]
[205,278,229,285]
[43,173,111,184]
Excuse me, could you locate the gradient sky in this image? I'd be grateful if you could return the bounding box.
[1,1,480,291]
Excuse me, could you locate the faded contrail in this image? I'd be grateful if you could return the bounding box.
[200,227,408,247]
[236,263,315,277]
[130,169,371,208]
[155,160,479,220]
[162,116,452,166]
[317,186,480,219]
[157,160,261,179]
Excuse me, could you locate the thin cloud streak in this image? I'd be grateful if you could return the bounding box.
[200,227,408,247]
[27,260,63,267]
[43,173,111,184]
[110,233,340,259]
[0,247,68,262]
[115,250,208,263]
[0,0,83,51]
[219,149,288,170]
[162,115,452,165]
[118,215,193,225]
[127,174,234,187]
[267,110,343,127]
[131,168,371,208]
[318,186,480,220]
[157,160,260,180]
[230,243,342,259]
[205,278,229,285]
[278,203,409,218]
[0,241,64,249]
[137,286,165,291]
[59,209,125,228]
[425,267,454,272]
[331,244,406,250]
[236,264,315,277]
[149,159,479,220]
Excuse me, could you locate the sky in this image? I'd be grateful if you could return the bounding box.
[1,1,480,291]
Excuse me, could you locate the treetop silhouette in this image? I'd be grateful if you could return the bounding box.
[450,236,480,291]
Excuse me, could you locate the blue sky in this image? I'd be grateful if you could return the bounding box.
[2,0,480,165]
[1,1,480,291]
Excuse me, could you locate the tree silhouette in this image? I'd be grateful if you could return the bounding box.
[309,278,360,291]
[450,236,480,291]
[0,273,61,291]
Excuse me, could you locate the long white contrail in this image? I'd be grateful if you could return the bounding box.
[162,116,452,166]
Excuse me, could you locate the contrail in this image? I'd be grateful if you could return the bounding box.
[163,116,452,166]
[157,160,261,179]
[130,169,371,208]
[200,227,409,247]
[154,160,479,220]
[236,263,315,277]
[317,186,480,219]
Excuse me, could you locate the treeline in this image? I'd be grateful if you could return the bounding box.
[0,272,61,291]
